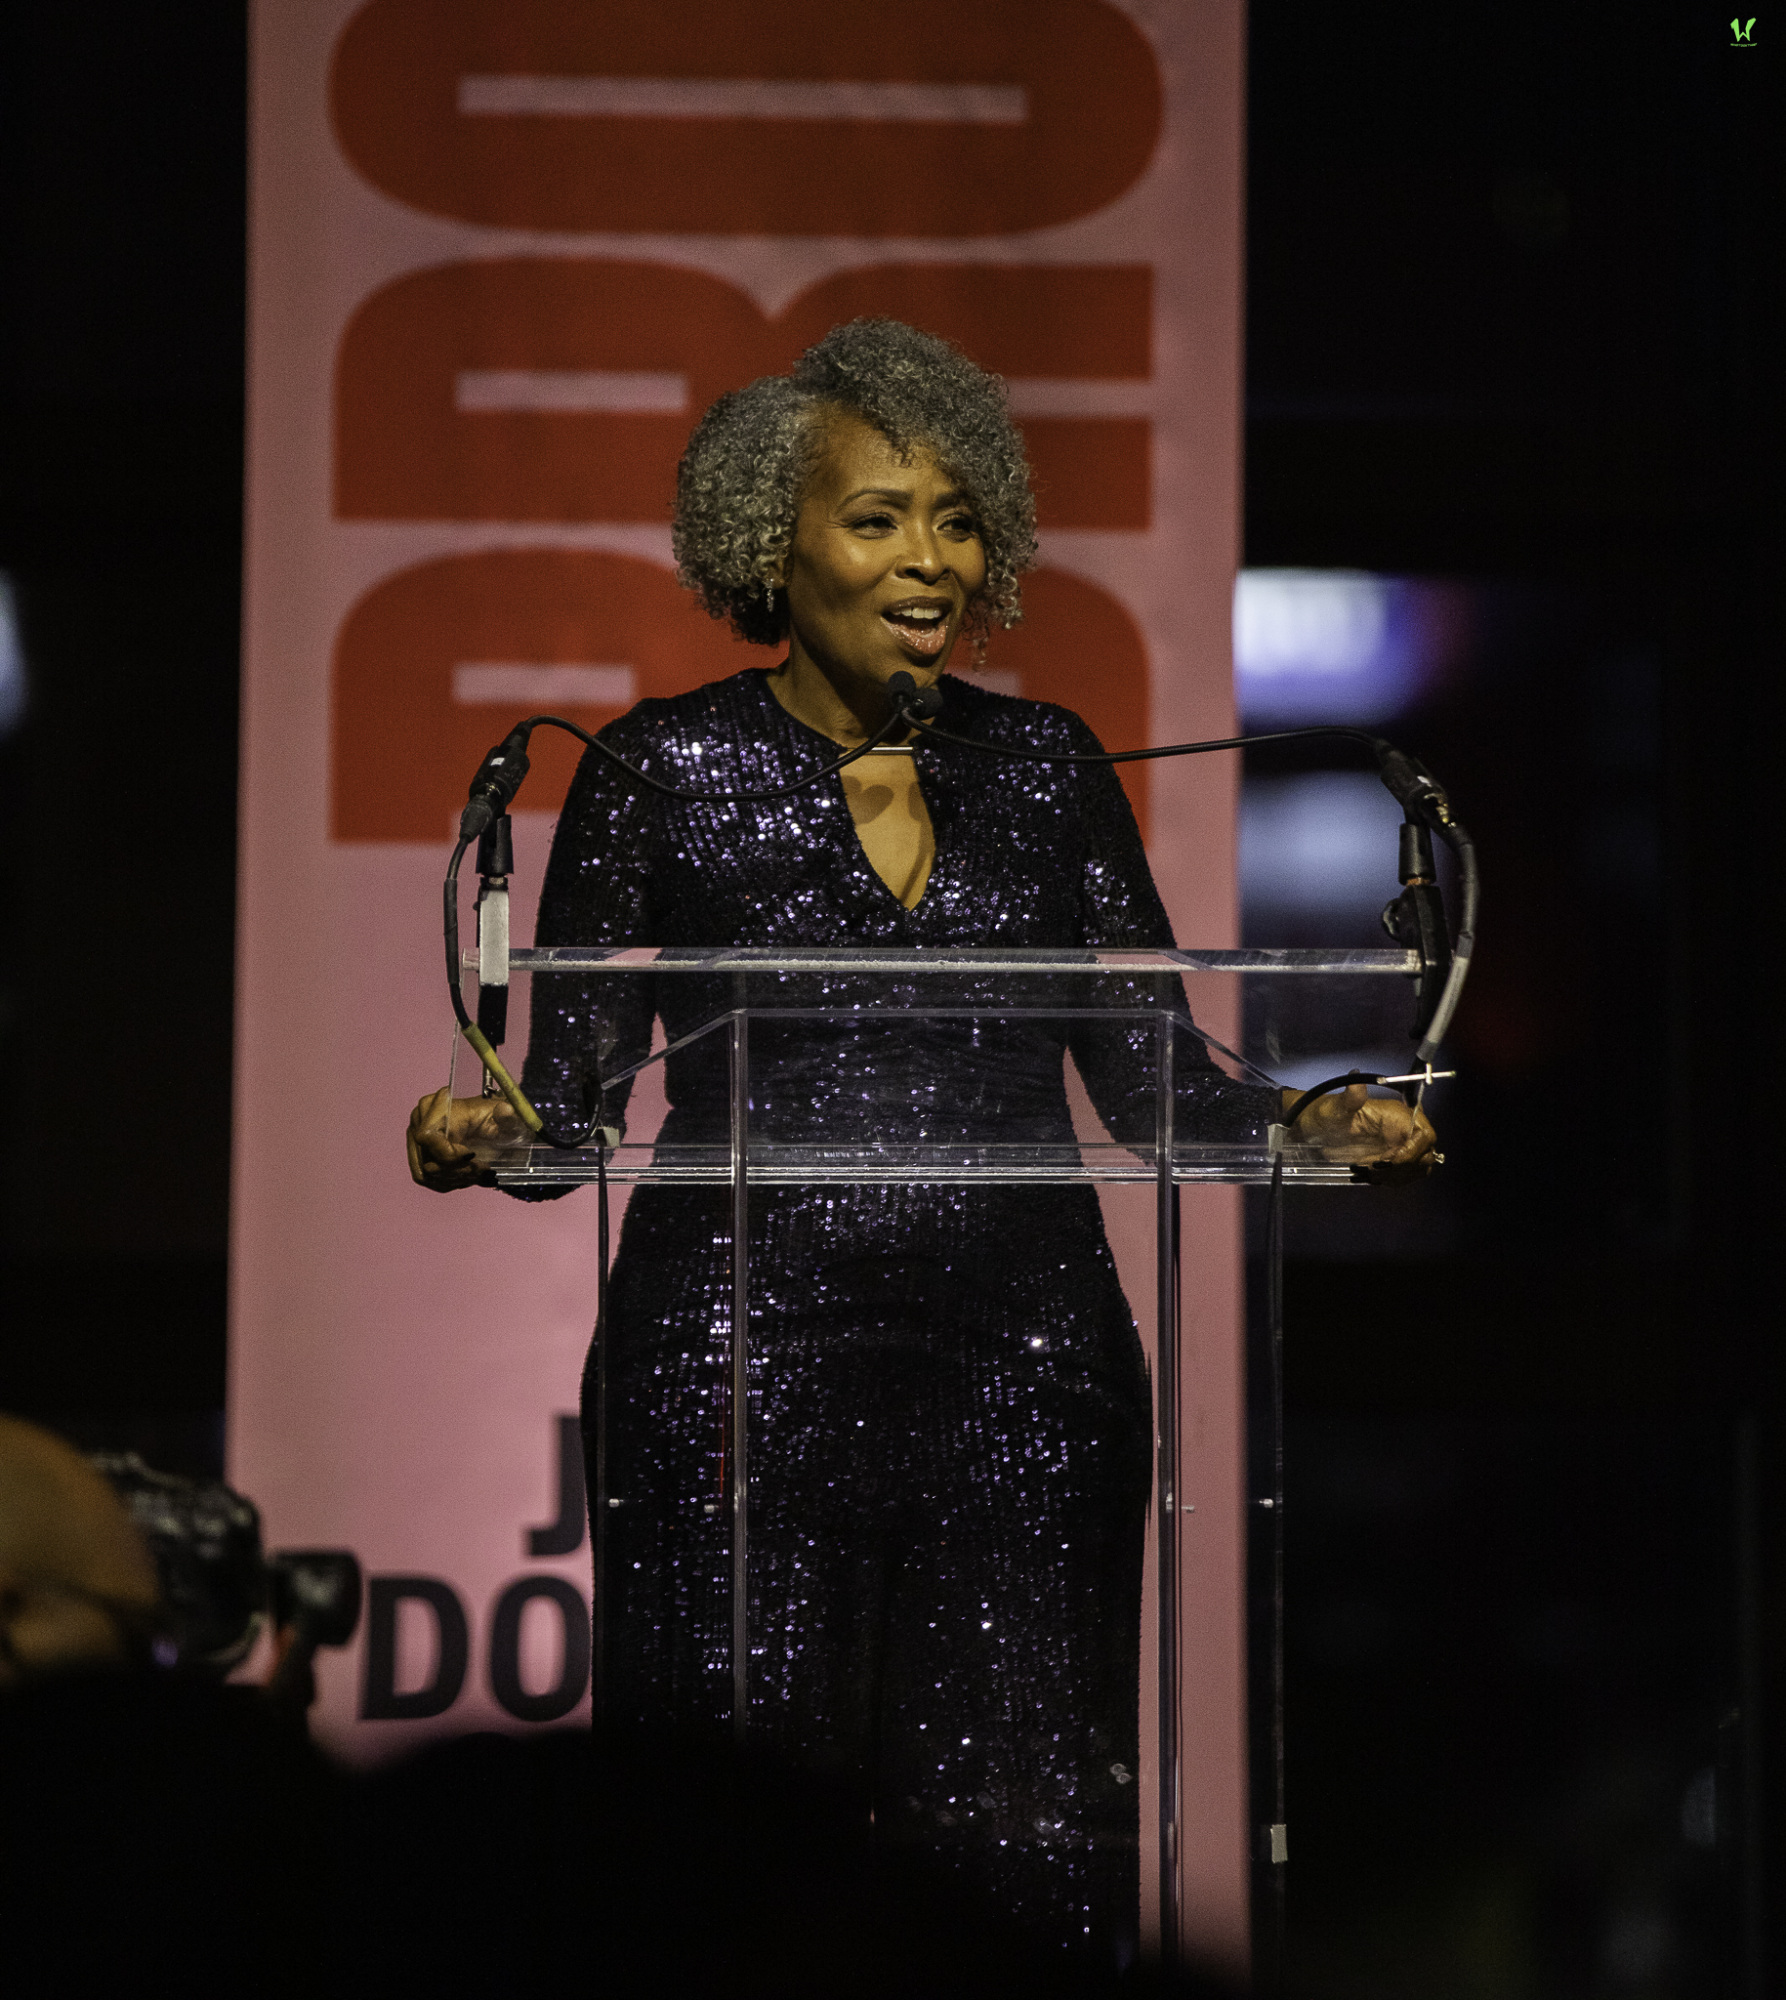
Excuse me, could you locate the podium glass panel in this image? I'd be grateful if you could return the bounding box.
[471,946,1428,1951]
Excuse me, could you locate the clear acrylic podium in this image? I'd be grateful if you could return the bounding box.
[474,943,1428,1952]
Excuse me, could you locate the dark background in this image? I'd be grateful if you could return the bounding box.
[0,7,1777,1995]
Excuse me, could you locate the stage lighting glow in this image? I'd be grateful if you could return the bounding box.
[0,575,25,737]
[1240,770,1404,922]
[1234,569,1461,725]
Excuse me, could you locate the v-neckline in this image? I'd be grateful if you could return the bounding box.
[755,669,944,919]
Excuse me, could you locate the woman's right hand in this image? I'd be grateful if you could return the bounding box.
[406,1087,526,1192]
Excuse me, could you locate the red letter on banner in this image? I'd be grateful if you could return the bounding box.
[980,569,1152,828]
[330,550,745,842]
[329,0,1160,237]
[336,262,1150,529]
[332,555,1149,842]
[785,266,1151,532]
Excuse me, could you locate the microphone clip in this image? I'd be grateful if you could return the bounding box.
[474,813,513,1055]
[1381,817,1453,1044]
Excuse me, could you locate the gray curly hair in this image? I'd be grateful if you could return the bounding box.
[672,318,1038,648]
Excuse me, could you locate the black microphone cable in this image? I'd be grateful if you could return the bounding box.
[441,671,1477,1117]
[456,702,915,841]
[880,671,1479,1066]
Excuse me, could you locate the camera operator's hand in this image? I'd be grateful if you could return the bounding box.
[406,1087,526,1192]
[0,1417,162,1687]
[1287,1082,1437,1184]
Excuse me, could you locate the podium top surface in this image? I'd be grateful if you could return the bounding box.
[484,945,1420,977]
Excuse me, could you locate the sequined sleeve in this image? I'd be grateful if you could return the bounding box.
[517,717,665,1159]
[1059,713,1282,1144]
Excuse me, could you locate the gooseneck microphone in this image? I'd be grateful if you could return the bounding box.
[459,725,532,840]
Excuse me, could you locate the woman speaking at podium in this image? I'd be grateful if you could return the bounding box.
[408,319,1433,1956]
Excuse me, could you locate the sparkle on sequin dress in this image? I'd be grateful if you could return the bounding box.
[517,666,1276,1955]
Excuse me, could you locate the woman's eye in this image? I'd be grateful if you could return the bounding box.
[849,511,897,532]
[942,514,980,538]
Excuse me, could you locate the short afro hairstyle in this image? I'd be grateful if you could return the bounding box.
[672,318,1038,648]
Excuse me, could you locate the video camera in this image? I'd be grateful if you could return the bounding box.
[92,1452,361,1712]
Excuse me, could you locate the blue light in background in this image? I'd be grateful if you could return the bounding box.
[1234,568,1465,727]
[1240,771,1405,926]
[0,576,26,737]
[1240,771,1421,1081]
[1236,565,1471,946]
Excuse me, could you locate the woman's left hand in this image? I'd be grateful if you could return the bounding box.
[407,1086,526,1191]
[1288,1082,1439,1183]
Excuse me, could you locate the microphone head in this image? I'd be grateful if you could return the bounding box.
[460,724,534,838]
[887,671,944,719]
[1375,743,1448,824]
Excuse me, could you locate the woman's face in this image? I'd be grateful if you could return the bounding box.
[780,411,987,694]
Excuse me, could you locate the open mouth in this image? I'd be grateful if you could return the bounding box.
[880,599,952,658]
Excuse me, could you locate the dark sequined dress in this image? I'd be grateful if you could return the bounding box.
[518,666,1275,1956]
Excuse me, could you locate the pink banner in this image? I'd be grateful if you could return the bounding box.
[236,0,1249,1964]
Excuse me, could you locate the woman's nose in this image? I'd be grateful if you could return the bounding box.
[898,533,947,581]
